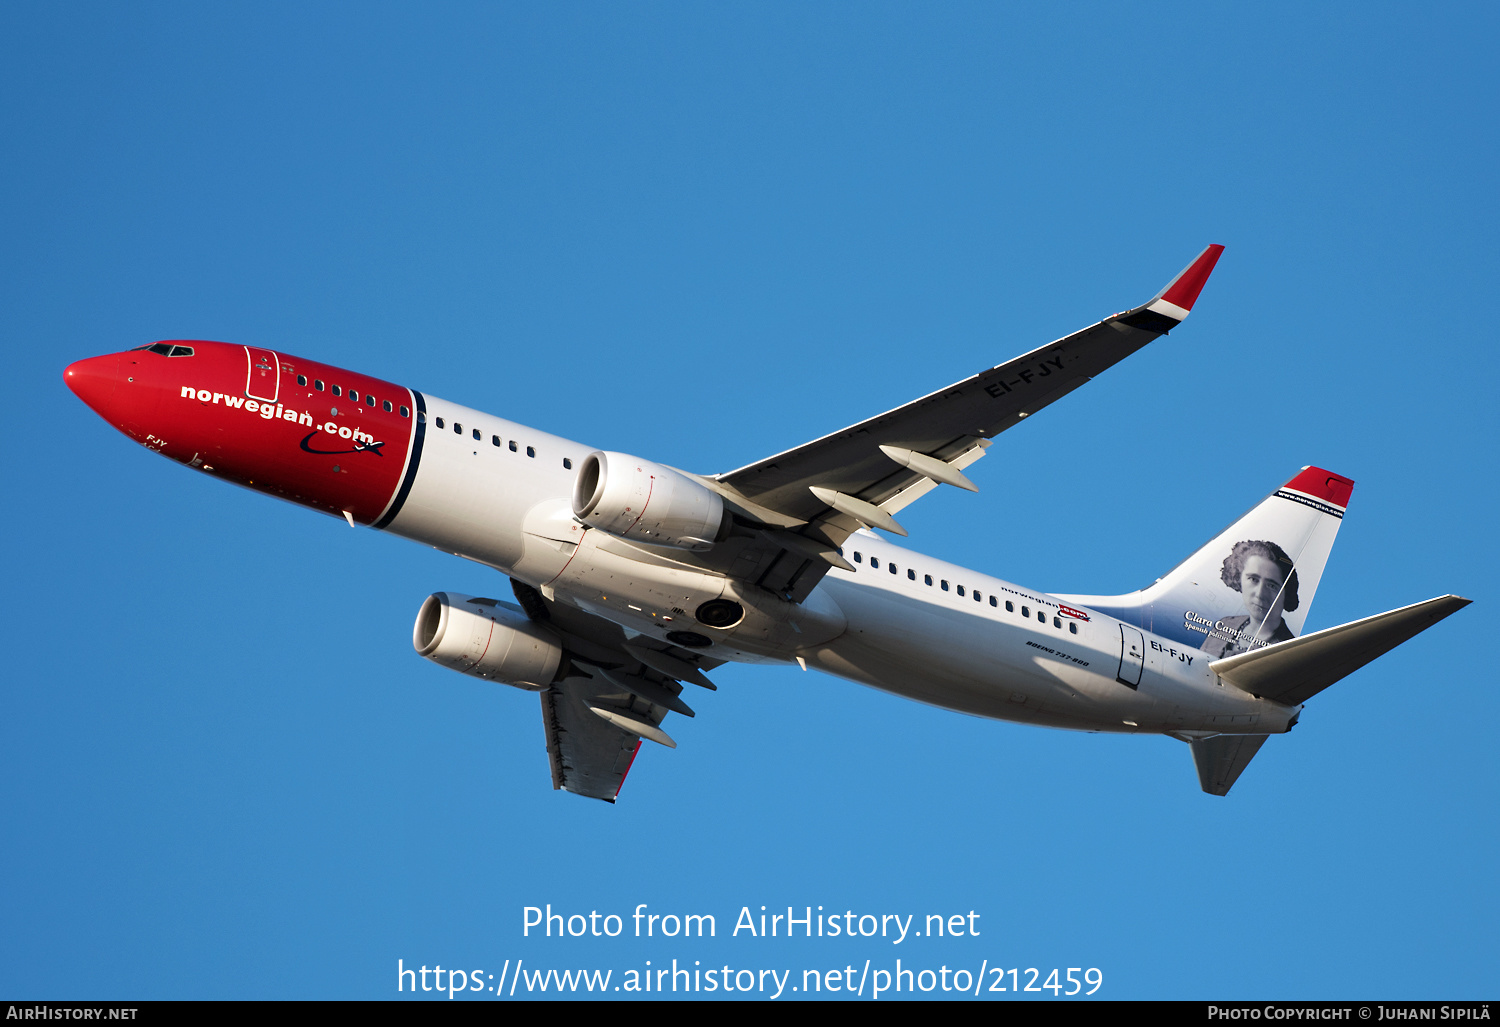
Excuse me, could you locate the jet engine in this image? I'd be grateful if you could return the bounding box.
[413,592,563,689]
[571,451,728,550]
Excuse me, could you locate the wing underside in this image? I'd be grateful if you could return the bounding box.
[540,675,647,801]
[513,579,721,802]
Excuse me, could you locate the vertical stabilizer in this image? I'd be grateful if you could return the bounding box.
[1065,467,1354,658]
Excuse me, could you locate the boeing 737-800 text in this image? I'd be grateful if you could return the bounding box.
[64,245,1468,799]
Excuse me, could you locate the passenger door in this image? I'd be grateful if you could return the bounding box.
[1117,624,1145,689]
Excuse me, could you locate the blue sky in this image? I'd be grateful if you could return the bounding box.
[4,3,1496,1000]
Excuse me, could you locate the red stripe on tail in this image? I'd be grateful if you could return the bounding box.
[1284,466,1355,509]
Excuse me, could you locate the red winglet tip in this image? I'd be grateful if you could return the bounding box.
[1284,466,1354,509]
[1159,244,1225,312]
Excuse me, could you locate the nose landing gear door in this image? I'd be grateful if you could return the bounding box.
[1117,624,1145,689]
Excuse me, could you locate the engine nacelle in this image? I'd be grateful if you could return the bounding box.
[413,592,563,690]
[571,451,727,550]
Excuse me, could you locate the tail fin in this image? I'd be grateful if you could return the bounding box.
[1066,467,1355,657]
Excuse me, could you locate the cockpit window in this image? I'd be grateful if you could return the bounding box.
[168,345,194,357]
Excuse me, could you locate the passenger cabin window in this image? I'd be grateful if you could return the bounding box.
[924,574,932,586]
[526,446,535,458]
[508,440,517,452]
[1021,606,1029,617]
[853,552,862,563]
[870,557,880,569]
[383,400,392,412]
[315,380,325,391]
[297,374,307,386]
[492,435,502,447]
[956,585,965,596]
[989,596,997,607]
[365,394,375,407]
[907,569,915,581]
[435,417,444,429]
[400,405,410,417]
[563,458,573,469]
[889,563,897,575]
[1069,622,1078,634]
[454,423,463,434]
[941,580,949,591]
[1037,610,1046,622]
[1054,617,1062,628]
[472,428,481,441]
[1006,601,1014,612]
[974,591,982,602]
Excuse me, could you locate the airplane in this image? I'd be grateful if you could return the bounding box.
[63,245,1469,800]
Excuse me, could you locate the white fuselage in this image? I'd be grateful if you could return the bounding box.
[385,393,1296,737]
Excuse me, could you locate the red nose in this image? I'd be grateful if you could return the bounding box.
[64,354,121,416]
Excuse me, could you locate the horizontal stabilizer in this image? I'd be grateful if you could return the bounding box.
[1191,733,1269,796]
[1211,595,1471,706]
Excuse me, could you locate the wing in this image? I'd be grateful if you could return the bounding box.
[693,245,1225,600]
[512,579,722,802]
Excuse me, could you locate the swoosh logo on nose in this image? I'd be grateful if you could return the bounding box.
[300,432,386,456]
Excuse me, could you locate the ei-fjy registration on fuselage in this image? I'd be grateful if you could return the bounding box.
[64,245,1469,801]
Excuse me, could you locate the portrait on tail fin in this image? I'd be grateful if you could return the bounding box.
[1196,540,1299,658]
[1061,466,1351,659]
